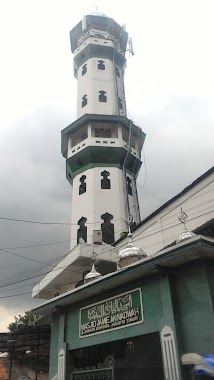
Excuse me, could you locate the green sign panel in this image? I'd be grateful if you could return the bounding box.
[79,288,143,337]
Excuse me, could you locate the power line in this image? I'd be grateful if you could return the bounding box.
[0,188,213,230]
[0,248,49,264]
[1,239,70,250]
[0,216,123,226]
[0,208,213,296]
[0,200,213,287]
[0,217,72,225]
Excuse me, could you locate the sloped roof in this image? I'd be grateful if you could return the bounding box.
[114,166,214,246]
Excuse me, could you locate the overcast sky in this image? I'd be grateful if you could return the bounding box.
[0,0,213,332]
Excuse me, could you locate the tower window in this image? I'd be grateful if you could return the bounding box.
[95,128,111,138]
[82,64,87,76]
[127,177,133,196]
[101,171,111,189]
[99,91,107,102]
[79,175,86,195]
[101,213,114,244]
[98,60,105,70]
[82,95,87,107]
[77,217,87,244]
[118,97,123,110]
[116,66,120,77]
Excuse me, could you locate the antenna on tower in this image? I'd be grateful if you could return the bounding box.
[82,15,87,31]
[128,37,134,56]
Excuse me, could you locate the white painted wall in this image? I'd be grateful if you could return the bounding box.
[116,171,214,256]
[76,41,126,118]
[70,167,140,250]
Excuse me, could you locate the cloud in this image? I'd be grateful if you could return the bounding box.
[137,96,214,218]
[0,305,25,333]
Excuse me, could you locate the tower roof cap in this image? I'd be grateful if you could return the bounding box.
[70,15,128,53]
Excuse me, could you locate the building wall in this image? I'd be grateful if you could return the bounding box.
[172,260,214,355]
[47,256,214,380]
[70,166,139,249]
[206,261,214,306]
[76,56,126,118]
[49,314,60,380]
[65,277,163,350]
[48,273,180,379]
[117,171,214,256]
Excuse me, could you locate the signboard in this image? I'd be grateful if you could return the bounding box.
[79,288,143,337]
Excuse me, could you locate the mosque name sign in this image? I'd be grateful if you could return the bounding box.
[79,288,143,337]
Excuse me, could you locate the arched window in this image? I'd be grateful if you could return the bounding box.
[101,213,114,244]
[82,64,87,76]
[101,171,111,189]
[127,177,132,196]
[99,91,107,102]
[79,175,86,195]
[77,217,87,244]
[82,95,87,107]
[98,60,105,70]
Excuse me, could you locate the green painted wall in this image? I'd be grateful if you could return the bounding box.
[66,146,141,179]
[65,277,163,350]
[173,260,214,355]
[206,260,214,307]
[49,314,60,380]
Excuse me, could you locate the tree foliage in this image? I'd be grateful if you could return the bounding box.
[8,311,35,333]
[7,311,49,373]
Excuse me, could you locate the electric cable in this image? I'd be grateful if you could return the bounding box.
[1,207,213,299]
[0,200,213,283]
[0,215,123,226]
[1,239,70,250]
[0,197,213,285]
[0,207,213,294]
[0,189,213,230]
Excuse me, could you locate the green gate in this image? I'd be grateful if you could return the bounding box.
[71,356,114,380]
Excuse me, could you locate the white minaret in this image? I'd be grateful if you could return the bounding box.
[61,14,146,250]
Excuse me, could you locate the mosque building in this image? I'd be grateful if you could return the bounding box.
[32,12,214,380]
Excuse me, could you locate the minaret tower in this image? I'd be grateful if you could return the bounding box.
[61,14,146,250]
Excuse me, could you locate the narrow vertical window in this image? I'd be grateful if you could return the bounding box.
[98,60,105,70]
[101,213,114,244]
[118,97,123,110]
[82,95,87,107]
[101,171,110,189]
[115,66,120,77]
[77,217,87,244]
[82,64,87,76]
[79,175,86,195]
[99,91,107,102]
[127,177,132,196]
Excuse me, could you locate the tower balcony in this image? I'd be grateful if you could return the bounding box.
[61,114,146,181]
[62,114,145,159]
[67,136,139,160]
